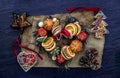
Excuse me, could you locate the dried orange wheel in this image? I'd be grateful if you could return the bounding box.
[44,41,54,49]
[42,37,54,48]
[65,23,77,36]
[66,46,75,58]
[37,28,47,37]
[61,46,72,60]
[45,42,56,52]
[74,22,81,35]
[52,25,62,35]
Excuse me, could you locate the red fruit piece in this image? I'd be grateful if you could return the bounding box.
[37,28,47,37]
[77,32,88,41]
[62,29,71,37]
[57,54,65,64]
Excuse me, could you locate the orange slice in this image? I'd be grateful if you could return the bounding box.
[61,46,72,60]
[65,23,77,36]
[42,37,54,47]
[66,46,75,58]
[45,42,56,52]
[74,22,81,35]
[44,41,54,49]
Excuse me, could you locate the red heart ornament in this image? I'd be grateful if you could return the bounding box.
[17,51,37,72]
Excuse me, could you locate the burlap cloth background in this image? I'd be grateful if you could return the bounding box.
[21,12,105,69]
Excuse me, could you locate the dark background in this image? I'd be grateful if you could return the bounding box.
[0,0,120,78]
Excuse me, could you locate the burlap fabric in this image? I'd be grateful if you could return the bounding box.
[21,12,105,69]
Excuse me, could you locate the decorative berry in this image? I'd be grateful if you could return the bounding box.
[53,18,57,22]
[77,31,88,41]
[38,21,44,27]
[57,54,65,64]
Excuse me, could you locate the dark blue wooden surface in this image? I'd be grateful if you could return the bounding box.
[0,0,120,78]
